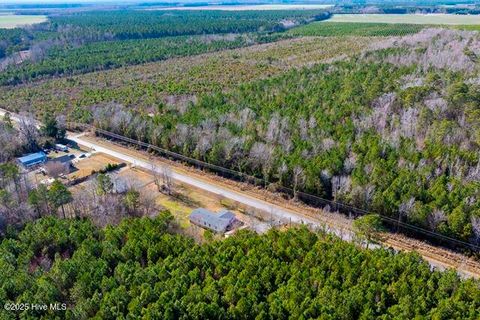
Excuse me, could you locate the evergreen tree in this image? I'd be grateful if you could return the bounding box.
[48,180,72,218]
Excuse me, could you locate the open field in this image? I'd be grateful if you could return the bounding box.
[0,14,47,29]
[328,13,480,25]
[68,152,120,180]
[0,36,376,114]
[150,4,334,11]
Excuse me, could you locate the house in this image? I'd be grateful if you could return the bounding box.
[44,154,75,176]
[51,154,75,167]
[189,208,237,233]
[17,152,47,168]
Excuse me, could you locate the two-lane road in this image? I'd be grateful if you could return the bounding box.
[2,108,479,278]
[67,132,354,241]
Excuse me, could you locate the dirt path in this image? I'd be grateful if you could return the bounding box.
[75,133,480,279]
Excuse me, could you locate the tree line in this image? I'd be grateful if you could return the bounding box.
[0,33,282,85]
[0,9,328,84]
[86,29,480,246]
[49,10,329,40]
[0,214,479,319]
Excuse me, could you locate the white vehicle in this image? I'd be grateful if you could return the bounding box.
[55,144,68,152]
[40,178,55,185]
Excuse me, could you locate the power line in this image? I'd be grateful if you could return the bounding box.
[68,122,480,252]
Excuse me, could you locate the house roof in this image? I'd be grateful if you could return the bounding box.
[190,208,236,232]
[218,209,235,220]
[52,154,75,164]
[17,152,46,164]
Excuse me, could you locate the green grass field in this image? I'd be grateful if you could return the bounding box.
[288,21,425,37]
[327,14,480,25]
[454,24,480,31]
[0,14,47,29]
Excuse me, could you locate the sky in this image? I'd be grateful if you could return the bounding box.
[1,0,477,4]
[0,0,331,3]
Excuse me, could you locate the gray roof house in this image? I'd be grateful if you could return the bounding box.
[52,154,75,165]
[189,208,236,233]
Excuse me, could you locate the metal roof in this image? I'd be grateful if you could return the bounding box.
[218,209,235,220]
[52,154,75,164]
[190,208,236,232]
[17,152,46,164]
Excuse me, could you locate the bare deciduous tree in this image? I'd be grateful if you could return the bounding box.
[471,216,480,245]
[265,114,280,143]
[428,209,447,231]
[18,114,39,152]
[139,190,158,217]
[249,142,275,185]
[332,175,351,201]
[292,166,305,201]
[161,166,174,195]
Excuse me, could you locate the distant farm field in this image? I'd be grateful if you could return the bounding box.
[0,14,47,29]
[328,14,480,25]
[150,4,334,11]
[288,22,425,37]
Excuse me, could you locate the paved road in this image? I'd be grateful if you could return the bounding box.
[68,133,478,278]
[68,132,354,241]
[2,108,476,278]
[0,108,332,235]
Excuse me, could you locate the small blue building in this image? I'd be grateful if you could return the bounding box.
[17,151,47,168]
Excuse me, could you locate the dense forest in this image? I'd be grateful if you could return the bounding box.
[78,29,480,245]
[0,29,32,59]
[0,34,273,85]
[2,7,480,319]
[2,23,480,246]
[48,10,329,40]
[0,10,328,84]
[1,214,479,319]
[288,21,425,37]
[0,36,373,115]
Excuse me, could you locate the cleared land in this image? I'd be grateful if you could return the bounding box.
[328,14,480,25]
[70,153,263,240]
[68,153,120,180]
[0,36,376,113]
[0,14,47,29]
